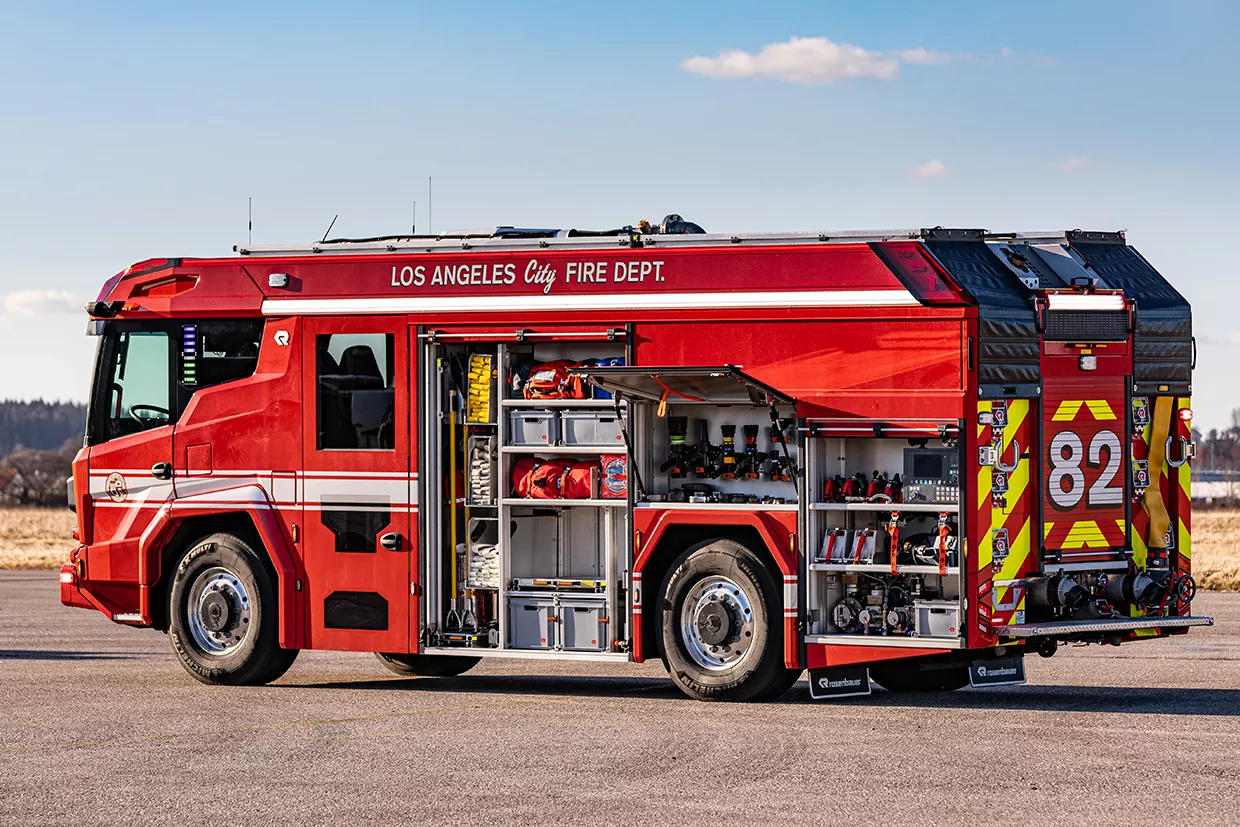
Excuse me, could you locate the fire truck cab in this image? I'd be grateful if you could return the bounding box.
[61,218,1211,700]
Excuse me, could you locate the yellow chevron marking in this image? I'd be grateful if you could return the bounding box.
[978,463,992,512]
[1002,400,1029,452]
[978,521,992,572]
[1062,520,1109,549]
[1044,521,1054,539]
[999,447,1029,517]
[1053,400,1083,421]
[1179,517,1191,561]
[1084,400,1117,420]
[1132,529,1148,568]
[997,517,1031,582]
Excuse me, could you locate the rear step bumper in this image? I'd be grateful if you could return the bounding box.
[999,616,1213,638]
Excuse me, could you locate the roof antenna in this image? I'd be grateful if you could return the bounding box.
[320,214,338,242]
[428,176,433,235]
[248,196,252,245]
[412,201,416,235]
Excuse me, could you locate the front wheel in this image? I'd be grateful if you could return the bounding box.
[659,539,801,702]
[168,532,298,686]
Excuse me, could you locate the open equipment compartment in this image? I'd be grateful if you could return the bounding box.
[572,364,801,509]
[801,421,966,646]
[421,333,632,657]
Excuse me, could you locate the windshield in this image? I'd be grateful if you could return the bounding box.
[97,327,172,441]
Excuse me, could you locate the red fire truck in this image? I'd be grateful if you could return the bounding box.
[60,216,1211,700]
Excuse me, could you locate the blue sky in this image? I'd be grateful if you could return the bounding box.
[2,1,1237,429]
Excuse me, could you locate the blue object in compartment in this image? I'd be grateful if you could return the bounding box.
[592,356,625,399]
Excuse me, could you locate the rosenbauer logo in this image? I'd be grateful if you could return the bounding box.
[389,258,667,295]
[975,664,1018,678]
[818,676,863,690]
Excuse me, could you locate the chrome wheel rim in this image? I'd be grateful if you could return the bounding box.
[679,574,756,671]
[186,567,251,656]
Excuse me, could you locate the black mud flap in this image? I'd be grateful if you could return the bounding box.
[969,655,1026,687]
[808,665,872,700]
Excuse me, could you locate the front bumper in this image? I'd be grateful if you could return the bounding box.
[59,562,94,610]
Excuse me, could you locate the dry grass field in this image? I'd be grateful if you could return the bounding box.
[2,505,1239,590]
[0,506,77,569]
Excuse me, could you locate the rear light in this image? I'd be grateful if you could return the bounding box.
[1079,355,1097,371]
[60,569,75,585]
[1044,291,1126,310]
[870,242,969,306]
[1180,408,1193,422]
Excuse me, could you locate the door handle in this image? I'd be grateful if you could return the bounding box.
[151,462,172,480]
[380,532,403,551]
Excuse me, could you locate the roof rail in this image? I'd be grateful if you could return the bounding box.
[233,229,925,257]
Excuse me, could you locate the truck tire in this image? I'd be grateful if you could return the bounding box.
[375,653,480,677]
[870,656,969,692]
[658,539,801,702]
[168,532,298,686]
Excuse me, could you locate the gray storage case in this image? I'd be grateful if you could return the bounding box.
[508,410,559,446]
[559,411,625,447]
[558,596,608,651]
[508,595,556,649]
[914,599,960,638]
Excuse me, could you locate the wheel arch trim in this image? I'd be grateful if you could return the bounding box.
[631,509,799,669]
[137,484,302,648]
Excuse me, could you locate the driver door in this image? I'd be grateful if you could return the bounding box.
[86,324,176,593]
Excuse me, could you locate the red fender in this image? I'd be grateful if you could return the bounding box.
[631,508,799,669]
[137,484,303,649]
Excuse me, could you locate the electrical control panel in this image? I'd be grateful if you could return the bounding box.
[902,448,959,504]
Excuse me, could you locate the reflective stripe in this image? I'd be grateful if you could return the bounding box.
[261,289,918,317]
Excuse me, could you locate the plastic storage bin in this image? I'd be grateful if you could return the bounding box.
[914,599,960,637]
[558,597,608,651]
[560,411,625,447]
[508,410,559,446]
[508,595,556,649]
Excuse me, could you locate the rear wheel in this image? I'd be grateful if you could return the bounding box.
[870,656,969,692]
[168,532,298,686]
[659,539,801,702]
[375,653,480,677]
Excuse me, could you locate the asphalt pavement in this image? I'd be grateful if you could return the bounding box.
[3,570,1239,826]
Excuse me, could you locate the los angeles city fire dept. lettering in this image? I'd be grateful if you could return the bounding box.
[390,258,665,294]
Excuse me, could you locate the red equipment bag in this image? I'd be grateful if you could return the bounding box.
[527,461,571,499]
[512,456,551,498]
[522,360,587,400]
[557,460,600,500]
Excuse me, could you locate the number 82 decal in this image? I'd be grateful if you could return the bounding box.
[1048,428,1123,509]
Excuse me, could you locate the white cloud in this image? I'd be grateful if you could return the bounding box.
[4,289,81,317]
[682,37,1060,85]
[910,159,949,180]
[682,36,901,84]
[890,47,952,66]
[1053,156,1096,172]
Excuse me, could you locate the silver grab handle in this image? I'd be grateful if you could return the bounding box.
[1165,437,1190,468]
[996,439,1020,473]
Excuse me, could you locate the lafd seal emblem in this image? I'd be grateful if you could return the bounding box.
[105,473,127,502]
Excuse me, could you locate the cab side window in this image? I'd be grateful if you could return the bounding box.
[316,333,395,450]
[100,329,172,441]
[179,320,264,391]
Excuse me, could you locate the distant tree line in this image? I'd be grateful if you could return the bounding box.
[0,400,85,506]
